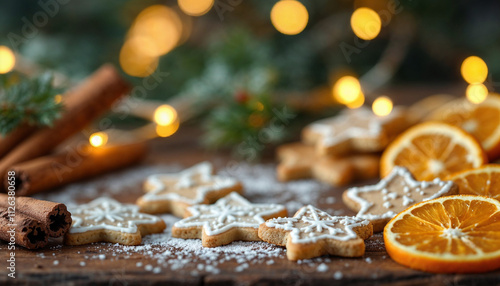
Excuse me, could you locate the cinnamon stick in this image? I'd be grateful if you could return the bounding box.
[5,142,147,196]
[0,194,72,237]
[0,64,131,184]
[0,207,48,249]
[0,124,38,159]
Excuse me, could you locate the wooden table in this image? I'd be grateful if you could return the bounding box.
[2,85,499,285]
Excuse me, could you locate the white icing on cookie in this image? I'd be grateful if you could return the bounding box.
[346,166,454,221]
[307,107,402,147]
[69,198,162,234]
[265,205,370,244]
[174,192,286,236]
[141,162,240,204]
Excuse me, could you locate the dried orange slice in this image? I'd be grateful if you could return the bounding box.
[448,164,500,201]
[384,195,500,273]
[426,94,500,160]
[381,122,487,181]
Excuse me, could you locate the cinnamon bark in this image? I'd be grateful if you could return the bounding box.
[0,194,72,237]
[5,142,147,197]
[0,124,38,159]
[0,64,131,184]
[0,206,48,249]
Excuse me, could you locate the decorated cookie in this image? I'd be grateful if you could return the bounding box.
[302,107,409,156]
[258,205,372,261]
[342,166,458,232]
[65,198,166,246]
[171,192,287,247]
[136,162,243,217]
[277,142,379,185]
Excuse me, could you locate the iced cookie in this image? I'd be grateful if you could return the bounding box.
[302,107,409,156]
[136,162,243,217]
[172,192,287,247]
[65,197,166,246]
[277,142,379,185]
[342,166,458,232]
[259,205,372,260]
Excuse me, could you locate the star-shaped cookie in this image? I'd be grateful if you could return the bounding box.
[65,198,166,246]
[342,166,458,232]
[302,107,409,156]
[258,205,372,260]
[136,162,243,217]
[171,192,287,247]
[277,142,379,185]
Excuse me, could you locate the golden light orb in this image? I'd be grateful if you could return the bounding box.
[351,8,382,40]
[346,92,365,109]
[333,76,362,105]
[372,96,393,116]
[156,119,180,137]
[154,105,178,126]
[178,0,214,16]
[466,83,488,104]
[270,0,309,35]
[0,46,15,74]
[461,56,488,84]
[89,132,108,148]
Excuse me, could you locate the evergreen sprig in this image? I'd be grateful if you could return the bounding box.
[0,73,63,135]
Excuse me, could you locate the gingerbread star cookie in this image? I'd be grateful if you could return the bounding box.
[171,192,287,247]
[65,198,166,246]
[259,205,372,261]
[342,166,458,232]
[277,142,379,185]
[302,107,409,156]
[136,162,243,217]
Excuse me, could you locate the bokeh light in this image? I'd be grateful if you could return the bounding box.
[178,0,214,16]
[271,0,309,35]
[154,105,178,126]
[333,76,363,105]
[0,46,15,74]
[89,132,108,147]
[466,83,488,104]
[346,92,365,109]
[350,8,382,40]
[54,94,62,104]
[372,96,393,116]
[120,5,184,77]
[461,56,488,84]
[156,119,180,137]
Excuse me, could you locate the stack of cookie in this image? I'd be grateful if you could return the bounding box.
[277,106,412,186]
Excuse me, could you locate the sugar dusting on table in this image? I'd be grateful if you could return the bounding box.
[32,162,374,275]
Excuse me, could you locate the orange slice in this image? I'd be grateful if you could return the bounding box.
[426,94,500,160]
[381,122,487,181]
[448,164,500,201]
[384,195,500,273]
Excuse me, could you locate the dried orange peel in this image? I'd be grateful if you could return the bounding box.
[384,195,500,273]
[381,122,487,181]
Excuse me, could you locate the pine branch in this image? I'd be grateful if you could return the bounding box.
[0,73,63,135]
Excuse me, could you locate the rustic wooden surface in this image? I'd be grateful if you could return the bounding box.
[2,85,499,286]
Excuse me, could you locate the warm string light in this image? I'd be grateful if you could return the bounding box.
[372,96,393,116]
[333,76,364,108]
[0,46,15,74]
[178,0,214,16]
[54,94,62,104]
[351,7,382,40]
[89,132,109,148]
[461,56,488,85]
[270,0,309,35]
[466,83,488,104]
[120,5,184,77]
[154,104,180,137]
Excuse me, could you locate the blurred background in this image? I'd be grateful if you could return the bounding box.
[1,0,499,158]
